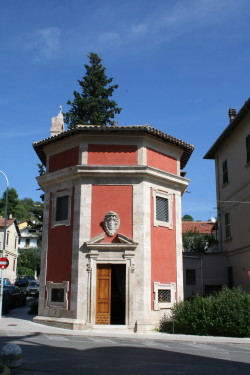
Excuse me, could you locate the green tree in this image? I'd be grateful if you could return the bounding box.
[182,230,217,252]
[0,187,18,217]
[182,214,194,221]
[17,247,41,277]
[37,163,45,202]
[0,187,43,224]
[64,52,122,128]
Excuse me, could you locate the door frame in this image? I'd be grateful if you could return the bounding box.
[89,260,130,326]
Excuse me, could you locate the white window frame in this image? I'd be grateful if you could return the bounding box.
[153,189,173,229]
[52,189,72,227]
[154,282,176,310]
[46,281,69,309]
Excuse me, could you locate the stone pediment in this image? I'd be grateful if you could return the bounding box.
[84,233,138,250]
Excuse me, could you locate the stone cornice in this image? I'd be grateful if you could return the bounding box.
[84,232,138,251]
[37,165,189,193]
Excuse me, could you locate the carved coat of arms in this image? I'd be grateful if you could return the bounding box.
[103,211,120,236]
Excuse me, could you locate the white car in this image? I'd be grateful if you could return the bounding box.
[26,281,40,296]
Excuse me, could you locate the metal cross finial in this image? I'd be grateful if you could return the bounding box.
[59,105,63,113]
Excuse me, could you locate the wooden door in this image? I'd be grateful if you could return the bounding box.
[96,265,111,324]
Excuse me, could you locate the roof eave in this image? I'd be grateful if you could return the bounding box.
[204,98,250,159]
[33,125,194,169]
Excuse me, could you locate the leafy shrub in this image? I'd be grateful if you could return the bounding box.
[159,287,250,337]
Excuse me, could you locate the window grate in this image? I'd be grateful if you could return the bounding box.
[158,289,171,303]
[156,196,169,222]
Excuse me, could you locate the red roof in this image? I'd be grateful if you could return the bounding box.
[0,217,21,236]
[0,217,15,228]
[182,221,216,234]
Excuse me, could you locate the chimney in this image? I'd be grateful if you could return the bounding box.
[50,105,65,136]
[228,108,236,122]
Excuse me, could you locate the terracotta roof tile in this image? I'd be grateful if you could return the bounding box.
[33,125,194,170]
[182,221,216,234]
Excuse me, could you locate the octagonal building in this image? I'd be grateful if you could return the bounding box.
[33,113,193,331]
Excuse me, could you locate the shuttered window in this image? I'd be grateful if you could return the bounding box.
[156,196,169,222]
[225,212,231,239]
[222,160,228,184]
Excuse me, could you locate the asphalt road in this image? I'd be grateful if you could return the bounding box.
[0,299,249,375]
[0,331,249,374]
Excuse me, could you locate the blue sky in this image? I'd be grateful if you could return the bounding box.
[1,0,250,220]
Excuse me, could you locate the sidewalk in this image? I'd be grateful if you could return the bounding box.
[0,305,249,345]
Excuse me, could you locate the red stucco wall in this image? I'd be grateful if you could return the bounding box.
[91,185,133,242]
[88,145,137,165]
[151,189,176,308]
[49,147,79,172]
[147,148,177,174]
[46,190,74,288]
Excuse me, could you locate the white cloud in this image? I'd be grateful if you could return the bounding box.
[99,31,120,42]
[20,27,61,62]
[131,23,149,36]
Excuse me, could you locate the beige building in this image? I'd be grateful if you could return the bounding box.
[204,99,250,292]
[0,217,20,283]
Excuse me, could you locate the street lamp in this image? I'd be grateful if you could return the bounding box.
[0,170,9,318]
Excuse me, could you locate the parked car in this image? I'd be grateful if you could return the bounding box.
[3,285,26,308]
[0,278,11,285]
[26,281,40,296]
[15,276,35,288]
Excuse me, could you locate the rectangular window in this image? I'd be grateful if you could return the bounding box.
[153,190,172,229]
[25,238,30,248]
[158,289,171,303]
[225,212,231,239]
[6,232,9,246]
[186,269,196,285]
[156,196,169,222]
[246,135,250,164]
[222,160,228,184]
[46,281,69,309]
[52,189,72,227]
[51,288,65,303]
[154,282,176,310]
[55,195,69,222]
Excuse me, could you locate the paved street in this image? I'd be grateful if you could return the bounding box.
[0,302,249,374]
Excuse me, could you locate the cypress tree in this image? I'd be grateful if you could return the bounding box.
[64,52,122,128]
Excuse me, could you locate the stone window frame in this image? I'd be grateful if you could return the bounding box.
[153,189,173,229]
[51,189,72,228]
[153,282,176,310]
[46,281,69,309]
